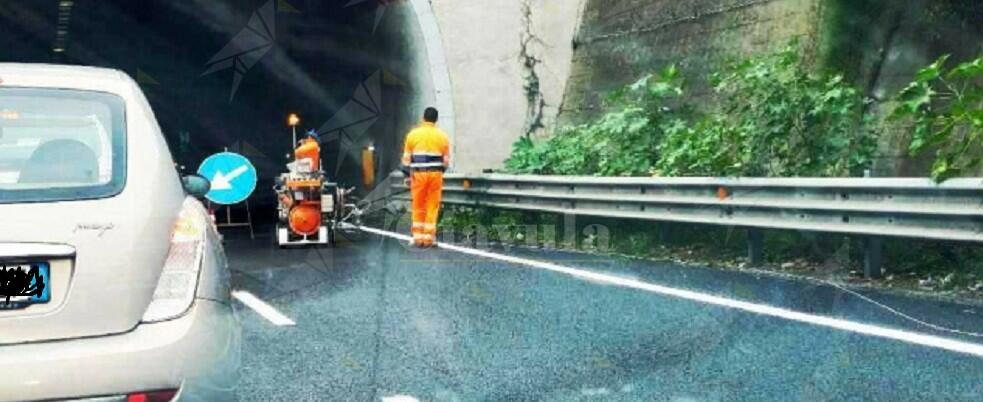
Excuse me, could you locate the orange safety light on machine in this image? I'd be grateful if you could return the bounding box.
[287,113,301,127]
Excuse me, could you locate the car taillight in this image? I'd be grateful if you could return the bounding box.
[126,389,178,402]
[141,197,208,323]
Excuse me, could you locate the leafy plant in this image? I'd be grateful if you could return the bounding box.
[892,54,983,181]
[504,136,549,173]
[655,45,876,177]
[504,66,686,176]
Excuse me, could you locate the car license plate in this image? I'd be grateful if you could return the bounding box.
[0,262,51,308]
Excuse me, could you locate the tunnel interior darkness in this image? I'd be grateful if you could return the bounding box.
[0,0,421,218]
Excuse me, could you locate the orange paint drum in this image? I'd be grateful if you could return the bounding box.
[288,203,321,235]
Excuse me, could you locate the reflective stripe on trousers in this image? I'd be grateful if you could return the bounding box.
[410,170,444,246]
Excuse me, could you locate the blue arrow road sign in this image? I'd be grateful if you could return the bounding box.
[197,152,257,205]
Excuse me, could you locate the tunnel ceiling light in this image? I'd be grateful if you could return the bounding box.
[52,0,75,55]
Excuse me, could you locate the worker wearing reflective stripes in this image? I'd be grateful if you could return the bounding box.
[402,107,450,247]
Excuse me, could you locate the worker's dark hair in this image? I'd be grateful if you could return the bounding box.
[423,107,439,123]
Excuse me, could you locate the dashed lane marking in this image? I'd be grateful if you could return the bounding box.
[232,290,296,326]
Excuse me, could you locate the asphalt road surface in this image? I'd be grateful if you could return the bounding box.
[227,228,983,401]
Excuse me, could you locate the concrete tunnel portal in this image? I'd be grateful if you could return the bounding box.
[0,0,449,218]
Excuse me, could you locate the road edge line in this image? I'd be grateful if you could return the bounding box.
[356,225,983,358]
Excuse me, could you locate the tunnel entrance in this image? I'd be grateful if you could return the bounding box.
[0,0,426,220]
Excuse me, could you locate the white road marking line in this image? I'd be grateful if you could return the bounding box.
[357,225,983,358]
[232,290,296,326]
[381,395,420,402]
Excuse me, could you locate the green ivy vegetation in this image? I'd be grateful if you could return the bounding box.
[892,54,983,181]
[657,48,877,177]
[506,45,877,177]
[508,45,983,181]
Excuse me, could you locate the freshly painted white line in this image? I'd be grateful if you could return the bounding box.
[232,290,296,326]
[381,395,420,402]
[357,225,983,358]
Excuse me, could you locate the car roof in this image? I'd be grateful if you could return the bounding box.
[0,63,133,93]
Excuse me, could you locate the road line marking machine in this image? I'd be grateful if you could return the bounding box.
[273,123,362,247]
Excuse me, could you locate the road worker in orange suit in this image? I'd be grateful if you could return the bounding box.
[402,107,450,247]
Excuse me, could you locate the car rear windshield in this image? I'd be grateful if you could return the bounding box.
[0,87,126,204]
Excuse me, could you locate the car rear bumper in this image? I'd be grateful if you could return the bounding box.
[0,299,240,402]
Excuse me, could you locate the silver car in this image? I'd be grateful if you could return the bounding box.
[0,64,240,401]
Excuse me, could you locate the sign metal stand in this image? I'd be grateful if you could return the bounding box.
[209,200,255,239]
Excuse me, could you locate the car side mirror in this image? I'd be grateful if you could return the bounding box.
[182,174,211,198]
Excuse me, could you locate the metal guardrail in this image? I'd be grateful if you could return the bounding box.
[392,173,983,277]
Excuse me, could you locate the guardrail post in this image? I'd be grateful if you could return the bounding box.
[658,223,672,245]
[747,229,764,265]
[541,218,557,249]
[863,236,883,279]
[564,213,577,249]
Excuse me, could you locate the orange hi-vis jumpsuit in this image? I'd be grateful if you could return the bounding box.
[402,122,450,246]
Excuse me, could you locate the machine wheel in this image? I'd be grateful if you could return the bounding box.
[274,225,285,249]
